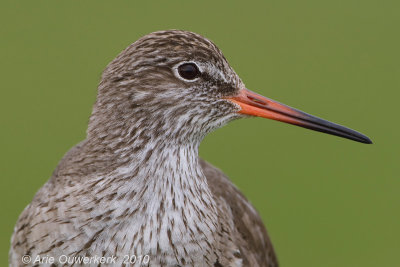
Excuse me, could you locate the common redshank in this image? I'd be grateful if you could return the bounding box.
[10,30,372,267]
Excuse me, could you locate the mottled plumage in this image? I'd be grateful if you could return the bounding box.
[10,26,374,266]
[10,30,278,267]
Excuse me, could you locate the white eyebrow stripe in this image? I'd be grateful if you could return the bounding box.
[204,62,228,83]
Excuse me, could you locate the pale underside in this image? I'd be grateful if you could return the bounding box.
[10,141,278,267]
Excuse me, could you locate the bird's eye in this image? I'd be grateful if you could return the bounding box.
[177,63,200,80]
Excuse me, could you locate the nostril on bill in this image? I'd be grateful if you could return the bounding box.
[247,95,267,106]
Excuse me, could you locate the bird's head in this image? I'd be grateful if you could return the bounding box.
[88,30,371,146]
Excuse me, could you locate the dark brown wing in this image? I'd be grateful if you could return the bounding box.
[200,159,279,267]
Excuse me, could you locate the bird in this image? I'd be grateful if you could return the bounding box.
[9,30,372,267]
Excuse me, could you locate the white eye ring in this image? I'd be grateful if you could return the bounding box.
[173,61,202,82]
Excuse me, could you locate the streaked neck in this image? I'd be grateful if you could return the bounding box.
[92,141,220,259]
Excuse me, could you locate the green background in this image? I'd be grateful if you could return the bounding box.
[1,1,399,266]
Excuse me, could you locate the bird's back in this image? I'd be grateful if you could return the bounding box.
[200,159,278,267]
[10,141,278,267]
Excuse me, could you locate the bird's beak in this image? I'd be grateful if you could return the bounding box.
[227,88,372,144]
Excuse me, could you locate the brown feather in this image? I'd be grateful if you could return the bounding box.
[200,159,278,267]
